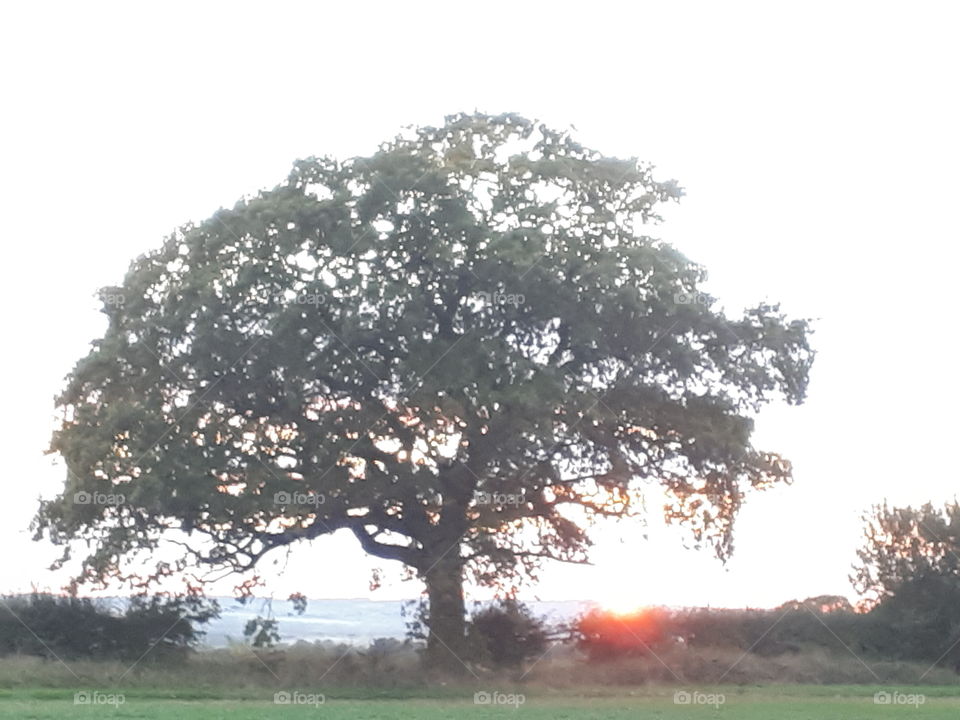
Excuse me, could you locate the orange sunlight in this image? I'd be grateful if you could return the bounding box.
[601,596,648,616]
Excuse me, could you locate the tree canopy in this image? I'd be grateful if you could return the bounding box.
[36,112,813,664]
[853,501,960,667]
[854,501,960,604]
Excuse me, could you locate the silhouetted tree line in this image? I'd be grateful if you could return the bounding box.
[0,594,218,660]
[404,590,960,671]
[569,595,958,671]
[573,501,960,671]
[571,600,853,659]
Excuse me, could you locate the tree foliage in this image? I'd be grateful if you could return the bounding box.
[853,501,960,604]
[35,112,813,659]
[853,501,960,667]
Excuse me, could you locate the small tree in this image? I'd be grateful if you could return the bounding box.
[243,616,281,648]
[36,112,813,667]
[467,599,548,668]
[853,501,960,667]
[853,501,960,603]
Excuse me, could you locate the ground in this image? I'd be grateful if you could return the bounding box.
[2,686,959,719]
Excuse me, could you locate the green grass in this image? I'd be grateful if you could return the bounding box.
[1,650,958,717]
[2,686,960,719]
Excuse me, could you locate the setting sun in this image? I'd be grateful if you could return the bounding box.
[602,597,646,616]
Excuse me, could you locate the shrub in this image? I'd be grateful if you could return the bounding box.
[467,599,549,668]
[574,607,675,660]
[0,593,218,660]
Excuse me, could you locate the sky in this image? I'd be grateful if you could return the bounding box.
[1,0,958,609]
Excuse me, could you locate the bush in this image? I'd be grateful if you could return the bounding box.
[467,599,549,668]
[572,600,875,662]
[574,607,676,660]
[0,593,218,660]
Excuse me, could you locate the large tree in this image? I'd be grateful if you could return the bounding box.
[36,113,813,666]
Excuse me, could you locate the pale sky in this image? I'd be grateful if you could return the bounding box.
[1,1,958,609]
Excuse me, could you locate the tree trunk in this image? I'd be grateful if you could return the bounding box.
[423,555,468,670]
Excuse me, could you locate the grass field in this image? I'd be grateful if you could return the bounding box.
[2,686,959,719]
[1,648,957,718]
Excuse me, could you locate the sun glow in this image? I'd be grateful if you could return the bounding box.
[601,596,647,616]
[596,575,655,616]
